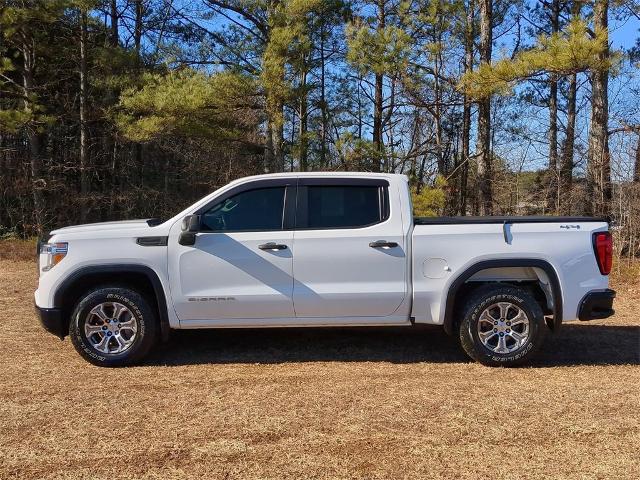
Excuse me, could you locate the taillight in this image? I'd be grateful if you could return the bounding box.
[593,232,613,275]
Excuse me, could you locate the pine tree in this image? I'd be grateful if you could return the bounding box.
[0,0,71,234]
[115,70,261,144]
[346,0,411,172]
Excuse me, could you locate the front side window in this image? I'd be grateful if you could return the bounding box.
[299,185,386,229]
[201,187,285,232]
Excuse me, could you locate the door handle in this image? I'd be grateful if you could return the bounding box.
[369,240,398,248]
[258,242,288,251]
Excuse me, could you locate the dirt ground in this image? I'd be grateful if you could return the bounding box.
[0,256,638,479]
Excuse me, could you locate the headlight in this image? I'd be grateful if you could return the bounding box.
[40,242,68,272]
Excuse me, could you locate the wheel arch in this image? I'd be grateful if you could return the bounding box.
[442,259,562,335]
[53,264,170,340]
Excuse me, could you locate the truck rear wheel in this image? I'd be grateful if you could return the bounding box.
[69,286,157,367]
[458,284,547,367]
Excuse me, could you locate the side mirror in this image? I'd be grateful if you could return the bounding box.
[179,215,200,246]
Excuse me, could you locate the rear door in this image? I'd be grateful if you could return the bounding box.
[291,178,407,319]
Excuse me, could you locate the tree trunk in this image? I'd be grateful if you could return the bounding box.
[417,156,426,192]
[434,31,445,175]
[586,0,610,216]
[134,0,144,184]
[546,0,560,213]
[108,140,118,217]
[476,0,493,215]
[559,72,577,214]
[319,21,328,168]
[634,133,640,183]
[298,61,308,171]
[274,124,284,172]
[269,111,285,173]
[460,0,474,216]
[373,72,383,172]
[107,0,119,218]
[110,0,119,47]
[558,0,581,215]
[372,0,385,172]
[22,39,45,235]
[357,75,363,141]
[134,0,143,61]
[79,9,89,222]
[265,121,274,172]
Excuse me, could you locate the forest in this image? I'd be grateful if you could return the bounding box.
[1,0,639,255]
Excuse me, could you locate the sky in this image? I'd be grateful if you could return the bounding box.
[610,9,639,50]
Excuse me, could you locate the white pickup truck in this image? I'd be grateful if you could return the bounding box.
[35,172,615,367]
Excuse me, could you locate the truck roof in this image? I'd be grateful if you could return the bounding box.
[230,171,408,182]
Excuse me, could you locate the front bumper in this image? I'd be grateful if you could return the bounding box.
[578,289,616,321]
[35,304,66,339]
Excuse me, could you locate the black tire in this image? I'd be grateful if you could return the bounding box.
[69,286,157,367]
[458,284,547,367]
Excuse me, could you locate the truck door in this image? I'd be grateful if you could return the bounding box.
[291,178,407,319]
[168,179,296,323]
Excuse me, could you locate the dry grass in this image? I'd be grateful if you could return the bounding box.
[0,258,638,480]
[0,238,37,262]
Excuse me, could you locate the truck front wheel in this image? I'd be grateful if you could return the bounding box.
[458,284,547,367]
[69,286,158,367]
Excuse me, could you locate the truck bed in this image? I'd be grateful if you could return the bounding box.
[410,216,610,326]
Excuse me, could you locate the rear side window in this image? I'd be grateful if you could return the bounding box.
[201,187,285,232]
[297,185,388,229]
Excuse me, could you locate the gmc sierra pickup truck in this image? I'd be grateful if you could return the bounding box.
[35,172,615,367]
